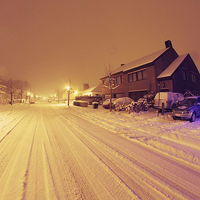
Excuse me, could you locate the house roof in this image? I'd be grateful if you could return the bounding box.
[111,47,170,75]
[157,54,188,79]
[82,83,102,93]
[0,84,6,88]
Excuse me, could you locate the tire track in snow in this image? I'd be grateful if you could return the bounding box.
[0,110,29,144]
[59,115,169,199]
[21,107,60,200]
[0,110,37,200]
[59,111,200,200]
[46,105,136,199]
[48,110,147,199]
[21,126,36,200]
[23,105,85,200]
[43,107,102,200]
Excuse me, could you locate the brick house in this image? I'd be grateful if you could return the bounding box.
[101,40,200,100]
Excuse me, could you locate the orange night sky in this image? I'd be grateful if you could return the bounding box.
[0,0,200,96]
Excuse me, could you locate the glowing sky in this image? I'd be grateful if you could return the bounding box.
[0,0,200,96]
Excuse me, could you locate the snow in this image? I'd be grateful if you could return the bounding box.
[111,48,169,75]
[0,103,200,199]
[69,104,200,165]
[157,54,188,79]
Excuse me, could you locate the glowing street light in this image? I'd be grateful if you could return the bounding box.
[27,92,31,103]
[74,90,78,96]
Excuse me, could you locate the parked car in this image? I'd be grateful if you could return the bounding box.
[154,92,184,111]
[114,97,133,111]
[102,98,117,109]
[172,96,200,122]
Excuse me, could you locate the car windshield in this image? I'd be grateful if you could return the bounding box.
[179,98,197,106]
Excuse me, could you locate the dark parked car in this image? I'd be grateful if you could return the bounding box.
[172,96,200,122]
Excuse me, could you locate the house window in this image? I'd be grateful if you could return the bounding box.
[191,73,197,83]
[114,77,117,84]
[133,73,137,81]
[182,69,187,80]
[128,70,147,83]
[137,71,143,81]
[143,70,147,79]
[128,74,132,83]
[114,75,123,84]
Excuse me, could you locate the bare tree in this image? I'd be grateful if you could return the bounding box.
[15,80,30,102]
[55,88,63,103]
[103,72,119,112]
[5,79,31,104]
[5,79,15,105]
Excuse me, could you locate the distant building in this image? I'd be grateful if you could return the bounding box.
[100,40,200,100]
[83,83,90,91]
[0,79,7,104]
[80,83,102,96]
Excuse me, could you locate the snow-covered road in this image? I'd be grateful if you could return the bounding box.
[0,103,200,200]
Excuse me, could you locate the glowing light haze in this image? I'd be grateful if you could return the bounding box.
[0,0,200,96]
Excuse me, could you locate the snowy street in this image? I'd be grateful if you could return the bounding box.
[0,103,200,200]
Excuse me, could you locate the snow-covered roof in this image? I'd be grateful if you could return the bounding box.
[0,83,6,88]
[111,48,170,75]
[157,54,188,79]
[82,83,102,93]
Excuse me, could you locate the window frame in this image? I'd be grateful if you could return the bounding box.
[191,72,197,83]
[182,69,187,80]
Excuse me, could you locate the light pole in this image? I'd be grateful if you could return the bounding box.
[157,83,160,117]
[27,92,31,103]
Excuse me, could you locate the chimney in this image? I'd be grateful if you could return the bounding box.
[83,83,89,91]
[165,40,172,48]
[121,64,125,67]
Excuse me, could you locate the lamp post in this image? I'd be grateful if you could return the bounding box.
[66,86,74,106]
[157,83,160,117]
[27,92,31,103]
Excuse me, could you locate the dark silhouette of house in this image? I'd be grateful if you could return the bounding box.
[101,40,200,100]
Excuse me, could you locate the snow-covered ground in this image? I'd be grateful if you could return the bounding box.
[0,103,200,200]
[68,104,200,167]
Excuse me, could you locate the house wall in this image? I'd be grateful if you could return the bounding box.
[126,65,155,94]
[172,55,200,95]
[154,48,178,92]
[158,79,173,92]
[101,72,126,99]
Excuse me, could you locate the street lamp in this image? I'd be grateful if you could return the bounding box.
[65,86,74,106]
[74,90,78,96]
[27,92,31,103]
